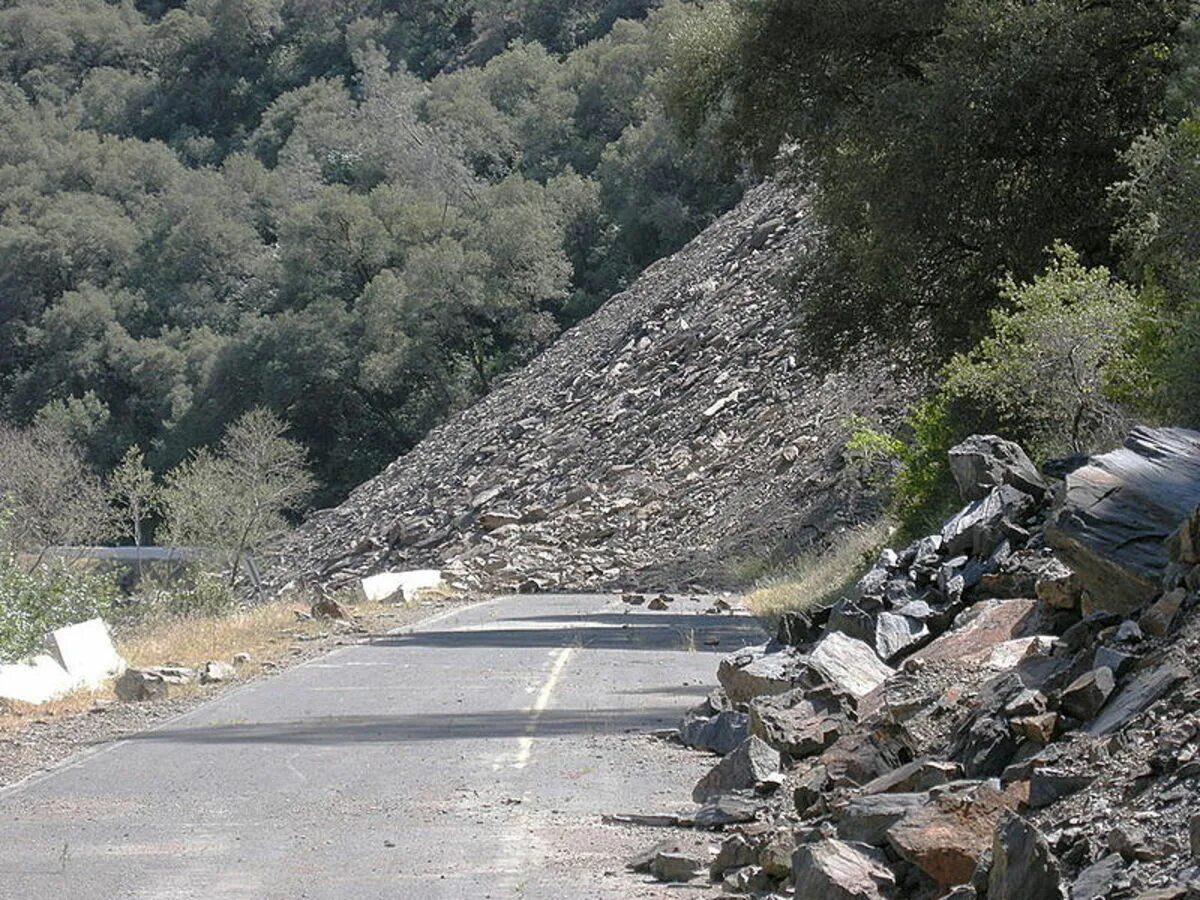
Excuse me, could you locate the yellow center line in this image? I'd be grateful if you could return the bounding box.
[513,646,574,769]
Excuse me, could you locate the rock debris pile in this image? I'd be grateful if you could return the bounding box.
[635,427,1200,899]
[267,184,920,596]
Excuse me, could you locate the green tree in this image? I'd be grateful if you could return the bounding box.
[162,408,314,585]
[668,0,1190,345]
[107,445,160,547]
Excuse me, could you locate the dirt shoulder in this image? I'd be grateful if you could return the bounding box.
[0,595,470,789]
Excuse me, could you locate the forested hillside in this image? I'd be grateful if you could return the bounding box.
[3,0,1200,550]
[0,0,740,504]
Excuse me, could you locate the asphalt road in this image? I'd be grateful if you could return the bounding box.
[0,594,764,899]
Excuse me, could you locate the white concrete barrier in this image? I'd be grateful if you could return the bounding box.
[359,569,444,603]
[0,618,127,706]
[0,654,80,705]
[45,618,126,687]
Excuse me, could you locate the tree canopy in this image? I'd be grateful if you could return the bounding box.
[0,0,742,505]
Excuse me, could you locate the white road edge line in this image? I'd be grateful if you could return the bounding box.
[512,646,574,770]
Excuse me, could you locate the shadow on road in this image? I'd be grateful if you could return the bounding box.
[371,612,763,654]
[121,707,686,746]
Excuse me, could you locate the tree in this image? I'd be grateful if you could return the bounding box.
[667,0,1191,345]
[161,409,314,586]
[108,446,160,547]
[0,423,114,557]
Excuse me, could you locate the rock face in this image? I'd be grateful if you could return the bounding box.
[265,184,921,596]
[1047,427,1200,614]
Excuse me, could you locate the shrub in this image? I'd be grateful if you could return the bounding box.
[0,559,119,662]
[884,246,1147,532]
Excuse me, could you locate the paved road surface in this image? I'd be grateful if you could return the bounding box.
[0,594,764,899]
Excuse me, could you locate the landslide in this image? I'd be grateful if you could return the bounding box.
[268,183,923,596]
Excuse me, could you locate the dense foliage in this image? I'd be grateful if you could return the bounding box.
[668,0,1192,345]
[0,0,740,504]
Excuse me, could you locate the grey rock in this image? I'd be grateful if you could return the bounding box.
[834,792,927,846]
[1168,504,1200,565]
[152,665,198,684]
[749,685,845,759]
[1035,560,1083,609]
[1070,853,1125,900]
[1047,427,1200,614]
[949,435,1046,502]
[650,851,705,882]
[859,759,961,796]
[808,631,895,701]
[679,708,749,756]
[722,864,774,893]
[717,644,804,704]
[955,715,1019,778]
[694,793,764,829]
[792,763,829,814]
[874,612,930,662]
[1093,646,1137,677]
[114,668,168,702]
[988,811,1066,900]
[710,833,757,878]
[1059,667,1116,722]
[1084,664,1188,735]
[942,485,1037,558]
[692,736,778,803]
[1028,768,1094,809]
[828,598,877,644]
[200,660,236,684]
[1139,587,1186,637]
[759,829,795,878]
[1113,619,1144,643]
[792,839,896,900]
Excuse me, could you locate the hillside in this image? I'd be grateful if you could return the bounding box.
[269,183,923,596]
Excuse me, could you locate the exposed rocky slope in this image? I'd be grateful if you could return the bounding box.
[644,428,1200,899]
[268,183,922,596]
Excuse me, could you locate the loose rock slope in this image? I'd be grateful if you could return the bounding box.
[646,429,1200,899]
[269,183,921,595]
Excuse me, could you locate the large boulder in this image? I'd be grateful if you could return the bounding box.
[808,632,895,701]
[949,435,1047,502]
[792,839,896,900]
[1046,427,1200,614]
[885,781,1019,890]
[749,685,846,759]
[987,812,1067,900]
[717,644,805,704]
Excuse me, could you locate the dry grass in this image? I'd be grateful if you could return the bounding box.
[0,595,416,731]
[118,599,325,668]
[741,520,894,624]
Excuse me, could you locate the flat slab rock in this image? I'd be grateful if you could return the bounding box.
[809,632,895,701]
[1047,426,1200,614]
